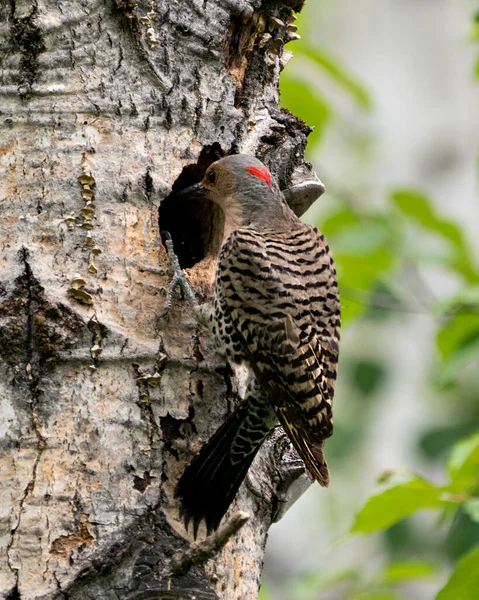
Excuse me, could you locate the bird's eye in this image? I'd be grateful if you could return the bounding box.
[207,170,216,184]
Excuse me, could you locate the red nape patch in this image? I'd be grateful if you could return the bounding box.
[245,166,272,190]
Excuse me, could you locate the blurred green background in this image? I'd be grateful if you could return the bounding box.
[261,2,479,599]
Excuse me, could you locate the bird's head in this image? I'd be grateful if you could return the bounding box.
[179,155,285,226]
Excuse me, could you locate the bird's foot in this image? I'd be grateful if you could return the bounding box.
[159,231,198,319]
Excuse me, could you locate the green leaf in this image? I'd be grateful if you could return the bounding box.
[436,545,479,600]
[435,286,479,316]
[319,206,400,324]
[290,571,324,598]
[290,569,359,599]
[391,190,460,246]
[280,74,332,150]
[352,478,447,534]
[294,46,373,110]
[333,220,394,255]
[350,359,387,396]
[435,301,479,386]
[320,204,361,236]
[382,560,436,583]
[470,19,479,41]
[436,336,479,387]
[464,498,479,523]
[258,583,273,600]
[356,596,400,600]
[447,431,479,490]
[391,189,479,283]
[335,250,395,324]
[437,314,479,360]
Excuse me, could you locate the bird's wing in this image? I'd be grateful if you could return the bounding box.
[217,226,340,485]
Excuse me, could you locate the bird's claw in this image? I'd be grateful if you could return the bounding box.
[159,231,198,319]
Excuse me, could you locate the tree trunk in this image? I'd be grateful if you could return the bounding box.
[0,1,320,598]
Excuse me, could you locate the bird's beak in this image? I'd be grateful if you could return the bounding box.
[176,183,207,200]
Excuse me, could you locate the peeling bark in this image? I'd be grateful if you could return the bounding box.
[0,1,318,598]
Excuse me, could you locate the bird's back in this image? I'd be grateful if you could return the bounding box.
[215,223,341,484]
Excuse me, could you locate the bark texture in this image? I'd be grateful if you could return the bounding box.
[0,1,318,598]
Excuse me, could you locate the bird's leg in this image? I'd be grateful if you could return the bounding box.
[159,231,198,318]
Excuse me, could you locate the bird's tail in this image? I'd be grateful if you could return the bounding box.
[175,397,275,537]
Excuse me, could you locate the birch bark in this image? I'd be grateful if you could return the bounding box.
[0,1,318,598]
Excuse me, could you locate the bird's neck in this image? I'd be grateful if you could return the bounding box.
[250,199,299,232]
[221,201,244,244]
[220,194,299,242]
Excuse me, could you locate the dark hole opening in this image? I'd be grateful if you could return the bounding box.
[159,144,226,269]
[5,586,21,600]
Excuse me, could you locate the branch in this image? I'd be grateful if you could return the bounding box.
[171,512,250,575]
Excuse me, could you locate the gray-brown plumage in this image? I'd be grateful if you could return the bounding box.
[174,155,340,535]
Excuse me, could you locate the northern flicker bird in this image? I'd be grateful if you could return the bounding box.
[169,155,340,536]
